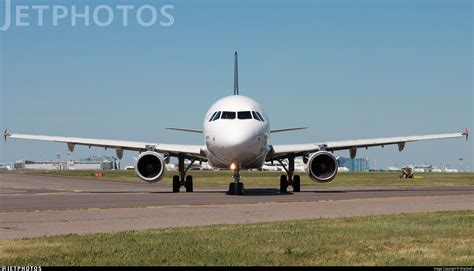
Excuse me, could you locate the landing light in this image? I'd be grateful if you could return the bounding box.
[230,163,236,170]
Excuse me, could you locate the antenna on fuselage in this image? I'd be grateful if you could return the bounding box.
[234,52,239,95]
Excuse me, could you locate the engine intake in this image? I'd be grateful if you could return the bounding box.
[307,151,338,183]
[135,151,165,183]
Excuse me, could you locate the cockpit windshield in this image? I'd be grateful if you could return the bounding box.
[238,111,252,120]
[221,111,236,119]
[210,111,264,121]
[209,112,218,122]
[252,111,261,121]
[212,111,221,121]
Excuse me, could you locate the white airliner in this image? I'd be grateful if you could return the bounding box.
[4,53,468,195]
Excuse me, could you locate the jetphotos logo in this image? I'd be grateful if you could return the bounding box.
[0,0,175,31]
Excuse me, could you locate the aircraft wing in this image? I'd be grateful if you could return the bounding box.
[267,129,468,160]
[4,131,206,161]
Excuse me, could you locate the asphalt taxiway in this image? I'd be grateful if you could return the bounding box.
[1,172,473,239]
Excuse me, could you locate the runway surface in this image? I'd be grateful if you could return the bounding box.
[1,172,473,239]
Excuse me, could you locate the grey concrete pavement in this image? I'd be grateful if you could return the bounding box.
[1,172,472,240]
[1,195,472,240]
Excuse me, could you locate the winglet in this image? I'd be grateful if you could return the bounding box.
[463,128,469,142]
[3,129,10,142]
[234,52,239,95]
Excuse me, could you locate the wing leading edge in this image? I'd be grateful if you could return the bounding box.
[5,131,206,161]
[267,129,468,160]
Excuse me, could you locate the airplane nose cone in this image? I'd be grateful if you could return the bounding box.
[219,129,256,148]
[211,127,264,165]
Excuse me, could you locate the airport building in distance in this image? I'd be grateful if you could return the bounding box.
[337,157,370,172]
[11,155,119,171]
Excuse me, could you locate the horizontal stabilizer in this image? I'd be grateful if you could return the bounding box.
[165,128,203,134]
[270,127,308,133]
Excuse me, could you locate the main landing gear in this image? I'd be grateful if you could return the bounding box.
[228,165,244,195]
[172,154,194,193]
[277,156,301,193]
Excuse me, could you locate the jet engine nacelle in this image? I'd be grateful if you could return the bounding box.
[306,151,338,183]
[135,151,166,183]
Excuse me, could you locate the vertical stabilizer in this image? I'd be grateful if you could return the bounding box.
[234,52,239,95]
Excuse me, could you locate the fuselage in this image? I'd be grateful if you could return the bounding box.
[202,95,270,169]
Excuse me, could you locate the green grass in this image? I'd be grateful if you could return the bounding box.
[0,211,472,266]
[16,169,474,187]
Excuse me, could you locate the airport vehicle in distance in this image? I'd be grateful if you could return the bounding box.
[4,53,468,195]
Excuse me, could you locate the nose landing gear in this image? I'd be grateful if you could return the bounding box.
[228,165,244,195]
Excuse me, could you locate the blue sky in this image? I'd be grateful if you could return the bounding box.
[1,0,472,171]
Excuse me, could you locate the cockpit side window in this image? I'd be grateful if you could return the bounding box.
[212,111,221,121]
[238,111,252,120]
[252,111,261,121]
[221,111,236,119]
[209,112,217,122]
[256,112,265,121]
